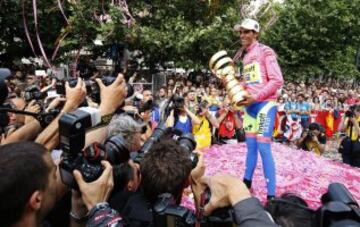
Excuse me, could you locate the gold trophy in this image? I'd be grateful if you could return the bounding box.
[209,50,248,106]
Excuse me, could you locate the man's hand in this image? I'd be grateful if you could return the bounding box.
[190,151,206,210]
[45,97,66,112]
[96,73,127,115]
[239,93,256,106]
[24,100,41,124]
[73,161,114,210]
[200,174,251,216]
[191,151,205,182]
[64,78,87,112]
[123,105,139,114]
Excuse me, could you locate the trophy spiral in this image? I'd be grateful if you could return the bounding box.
[209,50,248,106]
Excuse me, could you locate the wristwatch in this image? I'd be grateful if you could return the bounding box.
[88,202,111,218]
[70,210,88,224]
[101,114,114,125]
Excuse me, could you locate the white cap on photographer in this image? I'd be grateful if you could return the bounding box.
[233,18,260,33]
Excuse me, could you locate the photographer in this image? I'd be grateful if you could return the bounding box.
[338,105,360,167]
[107,114,145,159]
[0,142,59,226]
[216,96,243,144]
[141,89,161,125]
[141,139,194,204]
[296,122,326,155]
[192,100,219,149]
[106,138,197,227]
[0,141,123,227]
[166,97,201,134]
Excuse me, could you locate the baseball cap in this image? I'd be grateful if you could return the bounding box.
[234,18,260,33]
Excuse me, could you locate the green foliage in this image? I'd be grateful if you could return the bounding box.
[127,0,245,70]
[2,0,359,81]
[262,0,360,80]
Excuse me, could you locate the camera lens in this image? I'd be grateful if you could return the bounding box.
[104,135,130,164]
[178,133,196,153]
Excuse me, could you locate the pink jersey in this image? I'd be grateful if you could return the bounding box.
[236,41,284,102]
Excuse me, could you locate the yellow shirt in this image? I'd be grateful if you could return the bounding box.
[193,115,212,150]
[346,117,360,141]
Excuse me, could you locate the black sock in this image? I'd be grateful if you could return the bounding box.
[243,179,252,189]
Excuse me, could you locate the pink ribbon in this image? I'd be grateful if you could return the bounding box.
[33,0,52,68]
[22,0,37,57]
[57,0,69,25]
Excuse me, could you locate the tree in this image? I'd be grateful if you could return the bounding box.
[0,0,133,68]
[262,0,360,81]
[0,0,276,73]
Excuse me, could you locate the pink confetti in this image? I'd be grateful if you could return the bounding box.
[181,143,360,210]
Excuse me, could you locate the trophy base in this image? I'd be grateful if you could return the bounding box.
[231,91,249,107]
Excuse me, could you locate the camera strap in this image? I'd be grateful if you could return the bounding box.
[195,191,208,227]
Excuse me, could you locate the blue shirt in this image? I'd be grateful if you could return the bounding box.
[152,107,160,123]
[298,102,311,119]
[284,101,299,120]
[174,116,192,134]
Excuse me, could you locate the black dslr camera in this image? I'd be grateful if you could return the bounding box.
[24,85,47,102]
[166,95,185,111]
[56,76,134,104]
[59,107,131,189]
[316,183,360,227]
[134,122,198,167]
[345,105,357,118]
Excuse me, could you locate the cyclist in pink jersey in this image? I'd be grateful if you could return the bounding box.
[233,18,284,200]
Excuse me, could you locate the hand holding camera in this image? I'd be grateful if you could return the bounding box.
[96,73,127,115]
[200,174,251,216]
[73,160,114,210]
[190,151,206,210]
[24,100,41,124]
[64,78,87,112]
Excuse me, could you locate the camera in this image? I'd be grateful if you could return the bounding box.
[134,122,198,168]
[197,100,209,115]
[307,130,314,138]
[24,85,47,102]
[55,76,134,103]
[174,96,185,110]
[316,183,360,226]
[345,105,357,118]
[58,107,130,188]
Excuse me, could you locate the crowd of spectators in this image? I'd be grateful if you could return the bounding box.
[2,70,360,164]
[0,67,360,227]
